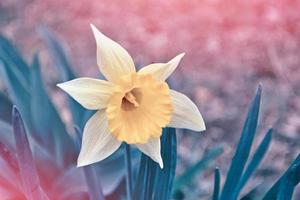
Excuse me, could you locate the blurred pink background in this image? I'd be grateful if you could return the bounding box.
[1,0,300,197]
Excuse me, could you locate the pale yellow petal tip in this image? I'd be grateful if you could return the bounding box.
[56,83,64,90]
[90,24,103,41]
[56,83,62,87]
[177,52,186,58]
[159,159,164,169]
[77,160,87,167]
[197,119,206,132]
[167,53,185,71]
[77,157,94,167]
[56,83,69,92]
[155,153,164,168]
[90,23,97,32]
[77,151,93,167]
[169,53,185,63]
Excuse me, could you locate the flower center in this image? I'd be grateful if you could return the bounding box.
[122,90,140,110]
[106,73,173,144]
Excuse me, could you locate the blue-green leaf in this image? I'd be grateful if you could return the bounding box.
[0,120,14,150]
[133,128,177,200]
[0,120,58,187]
[12,106,49,200]
[0,35,30,85]
[262,154,300,200]
[213,167,221,200]
[39,27,86,128]
[154,128,177,200]
[39,27,76,81]
[277,166,298,200]
[30,54,76,168]
[220,85,261,200]
[0,92,13,123]
[232,129,272,199]
[0,60,32,131]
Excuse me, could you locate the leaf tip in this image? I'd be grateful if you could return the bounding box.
[257,84,262,96]
[12,105,20,119]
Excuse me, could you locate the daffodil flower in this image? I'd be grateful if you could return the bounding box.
[57,24,205,168]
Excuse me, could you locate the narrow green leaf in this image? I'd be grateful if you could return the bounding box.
[124,143,134,200]
[39,27,86,128]
[220,85,261,200]
[0,120,14,150]
[153,128,177,200]
[145,157,158,200]
[12,106,49,200]
[30,54,76,168]
[0,60,32,131]
[240,188,258,200]
[173,146,223,193]
[0,92,13,123]
[232,129,272,198]
[0,35,30,85]
[132,154,147,200]
[262,154,300,200]
[0,119,58,187]
[277,166,298,200]
[213,167,221,200]
[133,128,177,200]
[39,27,76,81]
[133,147,160,200]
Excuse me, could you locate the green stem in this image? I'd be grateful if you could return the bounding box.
[124,143,133,200]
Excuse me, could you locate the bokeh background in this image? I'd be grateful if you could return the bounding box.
[1,0,300,199]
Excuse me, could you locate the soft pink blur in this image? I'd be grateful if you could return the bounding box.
[1,0,300,197]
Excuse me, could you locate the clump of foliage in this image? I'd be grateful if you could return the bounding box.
[0,29,299,200]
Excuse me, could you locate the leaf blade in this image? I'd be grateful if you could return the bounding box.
[220,86,261,200]
[232,128,272,198]
[12,107,49,200]
[39,27,86,128]
[133,128,177,200]
[262,154,300,200]
[30,54,76,168]
[213,167,221,200]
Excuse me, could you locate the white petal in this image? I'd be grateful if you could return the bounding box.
[139,53,185,81]
[135,138,163,168]
[168,90,206,131]
[77,111,121,167]
[57,78,114,110]
[91,24,136,83]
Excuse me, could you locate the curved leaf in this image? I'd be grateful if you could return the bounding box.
[12,107,49,200]
[30,54,76,168]
[39,27,86,128]
[0,92,13,123]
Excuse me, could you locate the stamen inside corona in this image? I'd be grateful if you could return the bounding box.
[123,91,139,108]
[106,73,173,144]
